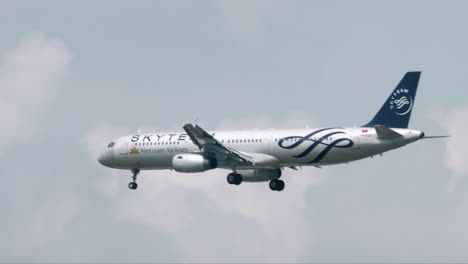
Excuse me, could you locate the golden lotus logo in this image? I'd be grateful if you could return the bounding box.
[129,146,139,154]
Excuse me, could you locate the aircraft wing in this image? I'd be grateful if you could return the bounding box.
[183,124,256,164]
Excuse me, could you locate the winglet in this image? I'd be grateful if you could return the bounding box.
[374,125,403,139]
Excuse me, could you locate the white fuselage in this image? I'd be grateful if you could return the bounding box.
[98,127,423,171]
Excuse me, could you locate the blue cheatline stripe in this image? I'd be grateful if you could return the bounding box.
[278,128,354,163]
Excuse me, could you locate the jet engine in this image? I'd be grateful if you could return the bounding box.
[172,154,217,173]
[237,168,282,182]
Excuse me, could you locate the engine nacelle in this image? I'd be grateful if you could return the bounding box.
[238,169,282,182]
[172,154,217,173]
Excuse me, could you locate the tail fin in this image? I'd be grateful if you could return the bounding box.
[363,71,421,129]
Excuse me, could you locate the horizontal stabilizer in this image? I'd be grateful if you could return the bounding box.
[374,125,403,139]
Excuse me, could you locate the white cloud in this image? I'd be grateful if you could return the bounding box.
[0,32,74,249]
[216,0,284,44]
[440,106,468,175]
[0,32,72,153]
[86,114,323,261]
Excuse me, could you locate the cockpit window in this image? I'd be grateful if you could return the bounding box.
[107,142,115,148]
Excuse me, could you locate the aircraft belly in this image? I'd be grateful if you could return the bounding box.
[140,153,172,169]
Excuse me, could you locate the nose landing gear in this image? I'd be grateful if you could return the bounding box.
[128,168,140,190]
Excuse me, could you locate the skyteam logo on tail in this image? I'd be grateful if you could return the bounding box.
[389,88,413,116]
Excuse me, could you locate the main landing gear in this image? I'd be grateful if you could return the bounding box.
[128,168,140,190]
[227,172,285,192]
[269,179,285,192]
[227,173,243,185]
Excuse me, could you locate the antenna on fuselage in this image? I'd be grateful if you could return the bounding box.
[137,128,141,133]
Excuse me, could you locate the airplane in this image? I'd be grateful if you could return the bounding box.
[97,71,446,192]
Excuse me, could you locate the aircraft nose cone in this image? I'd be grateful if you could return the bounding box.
[97,154,105,165]
[97,150,113,167]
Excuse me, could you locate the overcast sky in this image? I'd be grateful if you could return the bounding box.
[1,0,468,262]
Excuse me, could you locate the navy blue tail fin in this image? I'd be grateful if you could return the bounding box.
[363,71,421,129]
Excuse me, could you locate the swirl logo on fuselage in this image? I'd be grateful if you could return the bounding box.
[389,88,413,116]
[278,128,354,164]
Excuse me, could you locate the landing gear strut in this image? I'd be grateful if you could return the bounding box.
[269,179,285,192]
[227,173,243,185]
[128,168,140,190]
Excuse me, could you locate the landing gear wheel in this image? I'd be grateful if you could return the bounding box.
[276,180,285,191]
[269,179,278,191]
[234,174,243,185]
[269,179,285,191]
[227,173,236,184]
[227,173,243,185]
[128,168,140,190]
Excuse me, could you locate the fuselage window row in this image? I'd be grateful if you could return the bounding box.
[132,138,270,147]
